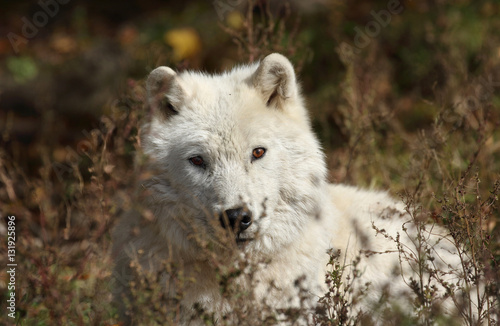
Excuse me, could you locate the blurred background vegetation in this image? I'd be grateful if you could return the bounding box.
[0,0,499,324]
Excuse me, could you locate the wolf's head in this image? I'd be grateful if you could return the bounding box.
[141,53,328,257]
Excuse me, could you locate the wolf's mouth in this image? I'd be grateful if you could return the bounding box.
[236,234,254,244]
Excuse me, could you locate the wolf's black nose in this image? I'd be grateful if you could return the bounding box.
[220,207,252,232]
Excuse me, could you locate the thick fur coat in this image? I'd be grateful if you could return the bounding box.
[112,54,466,324]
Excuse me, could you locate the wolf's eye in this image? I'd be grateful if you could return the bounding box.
[189,156,205,167]
[252,147,266,161]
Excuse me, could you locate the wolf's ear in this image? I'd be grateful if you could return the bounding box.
[146,66,184,117]
[252,53,298,109]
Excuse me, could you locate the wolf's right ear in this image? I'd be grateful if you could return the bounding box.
[252,53,298,110]
[146,66,184,116]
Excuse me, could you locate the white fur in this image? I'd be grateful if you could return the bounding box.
[112,54,467,324]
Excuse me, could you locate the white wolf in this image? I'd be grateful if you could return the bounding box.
[112,53,471,324]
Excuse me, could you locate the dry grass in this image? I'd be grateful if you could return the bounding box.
[1,0,499,325]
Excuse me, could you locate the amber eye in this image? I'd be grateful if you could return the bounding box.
[189,156,205,167]
[252,147,266,160]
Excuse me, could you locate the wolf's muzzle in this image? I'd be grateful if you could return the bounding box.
[219,207,252,232]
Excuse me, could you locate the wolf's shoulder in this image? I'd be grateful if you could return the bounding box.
[329,183,405,215]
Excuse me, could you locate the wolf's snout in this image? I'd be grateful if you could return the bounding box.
[219,207,252,232]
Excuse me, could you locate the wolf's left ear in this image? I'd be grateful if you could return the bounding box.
[146,66,184,117]
[252,53,298,109]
